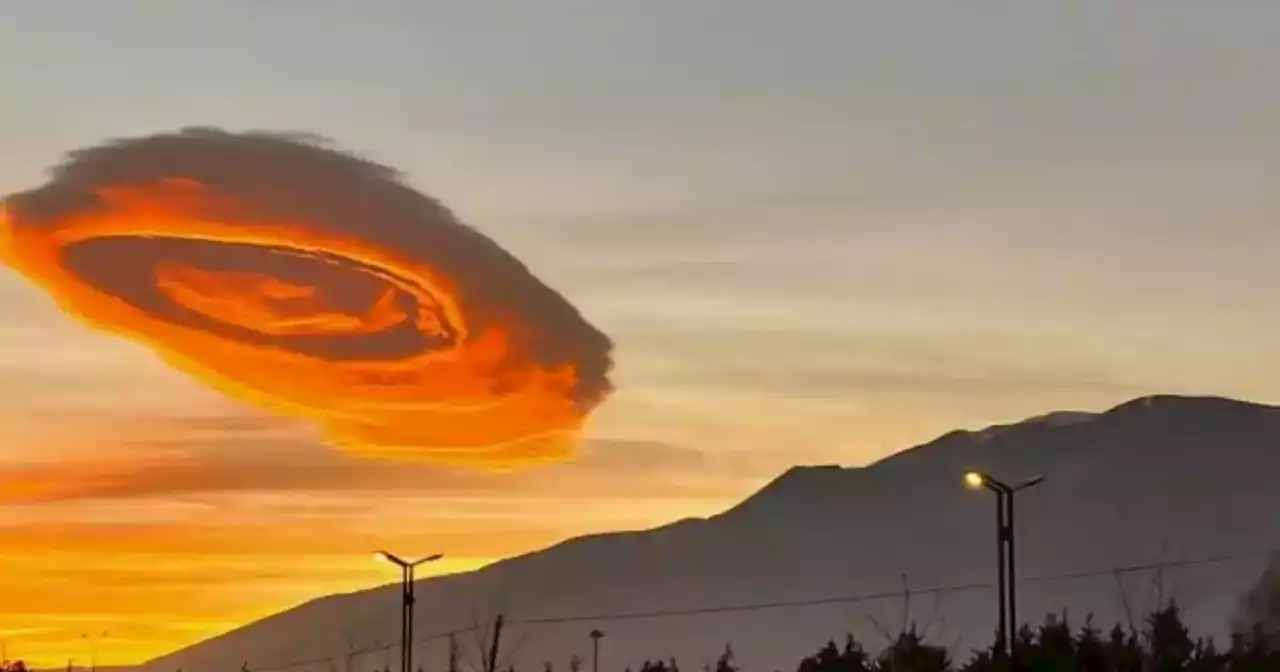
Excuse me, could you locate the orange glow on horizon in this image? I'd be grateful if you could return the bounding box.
[0,485,729,669]
[0,537,500,668]
[0,418,747,668]
[0,181,591,468]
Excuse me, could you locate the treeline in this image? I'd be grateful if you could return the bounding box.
[612,604,1280,672]
[9,604,1278,672]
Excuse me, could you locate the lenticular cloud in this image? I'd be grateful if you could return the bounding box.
[0,127,614,468]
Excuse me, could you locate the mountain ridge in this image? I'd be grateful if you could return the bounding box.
[728,393,1276,519]
[137,393,1280,672]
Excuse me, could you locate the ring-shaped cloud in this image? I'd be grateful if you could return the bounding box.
[0,128,614,468]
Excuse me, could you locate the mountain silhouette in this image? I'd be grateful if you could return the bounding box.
[137,395,1280,672]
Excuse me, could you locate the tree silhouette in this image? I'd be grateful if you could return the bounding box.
[1233,553,1280,649]
[411,604,1280,672]
[793,600,1280,671]
[1145,603,1196,671]
[1072,616,1109,672]
[712,645,736,672]
[634,659,680,672]
[796,635,871,672]
[874,626,950,672]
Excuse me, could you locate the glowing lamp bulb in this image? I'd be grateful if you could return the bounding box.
[964,471,985,490]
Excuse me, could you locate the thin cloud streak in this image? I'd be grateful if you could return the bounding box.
[0,428,752,506]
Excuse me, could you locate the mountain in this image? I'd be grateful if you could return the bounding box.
[138,395,1280,672]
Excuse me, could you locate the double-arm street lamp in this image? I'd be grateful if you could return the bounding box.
[377,551,444,672]
[963,471,1044,661]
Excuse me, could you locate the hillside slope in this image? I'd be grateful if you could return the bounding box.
[140,395,1280,672]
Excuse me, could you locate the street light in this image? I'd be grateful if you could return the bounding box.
[377,551,443,672]
[589,629,605,672]
[80,632,106,672]
[963,471,1044,661]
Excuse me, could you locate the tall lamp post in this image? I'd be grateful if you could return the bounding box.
[377,551,443,672]
[589,629,605,672]
[964,471,1044,661]
[80,631,106,672]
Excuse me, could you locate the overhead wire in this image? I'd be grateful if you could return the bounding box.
[244,546,1277,671]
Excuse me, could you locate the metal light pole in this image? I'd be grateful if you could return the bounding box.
[964,471,1043,661]
[589,629,604,672]
[81,634,93,672]
[80,631,106,672]
[377,551,443,672]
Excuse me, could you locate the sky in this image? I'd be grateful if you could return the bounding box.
[2,0,1280,666]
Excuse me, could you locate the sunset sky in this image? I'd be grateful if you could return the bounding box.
[2,1,1280,666]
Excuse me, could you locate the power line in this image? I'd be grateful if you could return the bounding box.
[509,582,994,627]
[1026,548,1280,584]
[246,627,479,672]
[507,547,1279,627]
[245,546,1277,672]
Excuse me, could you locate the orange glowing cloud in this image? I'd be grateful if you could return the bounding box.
[0,128,614,467]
